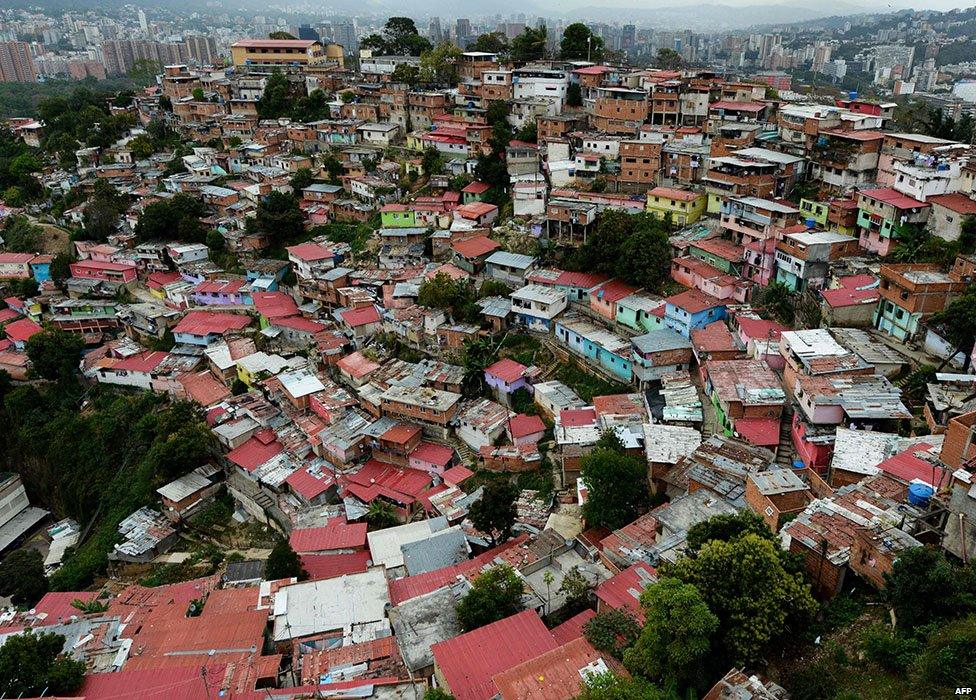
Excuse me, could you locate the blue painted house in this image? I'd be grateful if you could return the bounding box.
[29,255,52,284]
[245,259,291,292]
[663,289,728,338]
[554,314,634,384]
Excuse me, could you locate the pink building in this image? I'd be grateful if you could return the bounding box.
[69,259,137,284]
[589,279,638,321]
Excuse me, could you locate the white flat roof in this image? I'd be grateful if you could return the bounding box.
[367,516,448,569]
[272,567,390,642]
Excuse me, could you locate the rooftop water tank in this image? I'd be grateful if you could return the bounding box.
[908,482,934,507]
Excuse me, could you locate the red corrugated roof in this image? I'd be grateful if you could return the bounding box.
[590,279,637,304]
[927,193,976,215]
[442,464,474,485]
[4,317,41,342]
[508,414,546,439]
[337,350,380,378]
[595,561,657,624]
[174,311,251,336]
[286,242,334,261]
[876,443,948,488]
[857,187,927,210]
[285,468,334,501]
[820,286,880,308]
[410,441,454,467]
[253,292,300,320]
[226,434,284,472]
[301,550,372,581]
[485,358,527,384]
[79,665,228,700]
[113,350,168,373]
[549,608,596,646]
[432,610,559,700]
[289,520,367,553]
[389,534,530,605]
[340,305,381,328]
[665,289,725,314]
[452,235,500,258]
[559,407,598,427]
[493,637,615,700]
[734,417,782,446]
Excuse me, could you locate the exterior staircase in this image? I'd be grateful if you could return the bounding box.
[774,406,795,468]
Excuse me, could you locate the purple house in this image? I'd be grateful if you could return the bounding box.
[191,279,252,306]
[485,358,533,406]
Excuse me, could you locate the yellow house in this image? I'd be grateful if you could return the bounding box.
[230,39,326,69]
[236,351,290,387]
[646,187,706,226]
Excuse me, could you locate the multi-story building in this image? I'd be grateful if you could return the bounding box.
[591,87,648,135]
[231,39,326,70]
[810,130,884,190]
[774,230,859,292]
[855,187,929,257]
[618,140,662,192]
[0,42,36,82]
[874,263,968,341]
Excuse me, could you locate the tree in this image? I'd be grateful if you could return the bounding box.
[128,58,161,87]
[468,479,517,547]
[654,48,683,70]
[580,447,650,530]
[558,565,591,611]
[418,272,475,320]
[421,147,444,177]
[361,17,432,56]
[623,578,718,692]
[0,548,48,607]
[561,23,604,62]
[616,217,672,293]
[754,280,795,325]
[472,33,508,54]
[577,671,668,700]
[254,191,305,244]
[1,215,41,252]
[25,329,85,382]
[265,538,307,581]
[49,252,72,285]
[929,286,976,370]
[510,26,547,64]
[516,121,537,143]
[912,615,976,694]
[573,209,634,275]
[366,500,399,530]
[423,690,455,700]
[135,193,206,242]
[455,564,524,631]
[583,608,641,659]
[420,42,462,85]
[257,71,292,119]
[664,533,817,665]
[685,510,775,554]
[128,134,153,159]
[268,31,297,40]
[0,630,86,697]
[290,167,314,192]
[390,63,420,87]
[566,83,583,108]
[883,547,976,630]
[83,180,129,242]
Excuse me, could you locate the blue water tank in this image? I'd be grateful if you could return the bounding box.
[908,482,934,507]
[849,90,858,100]
[792,459,805,470]
[805,218,816,229]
